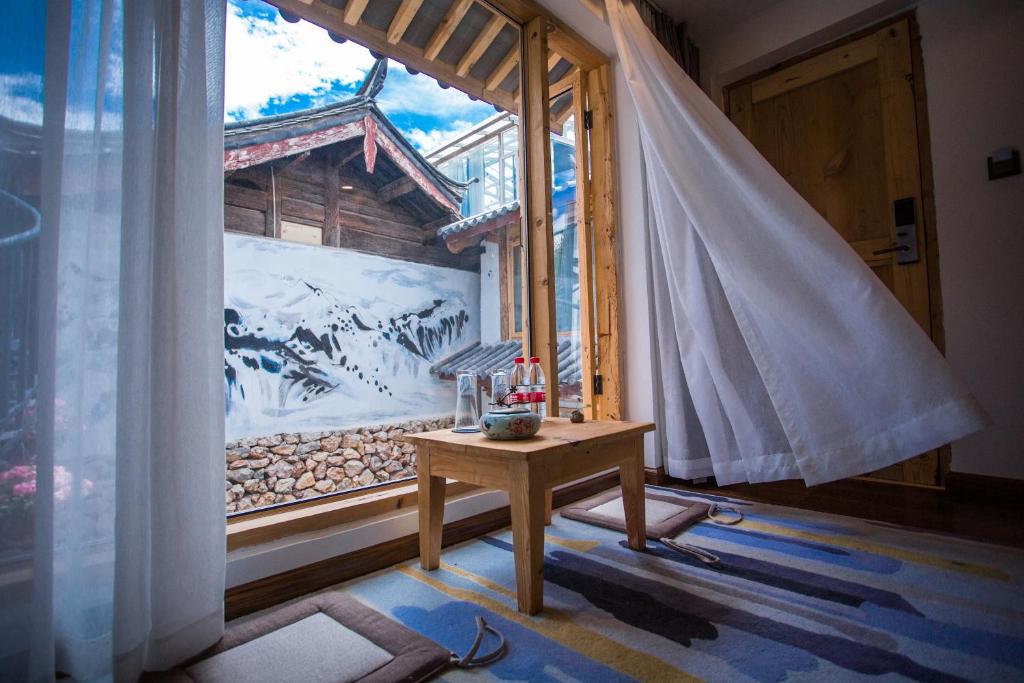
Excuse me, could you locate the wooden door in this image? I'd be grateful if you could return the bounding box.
[726,19,940,486]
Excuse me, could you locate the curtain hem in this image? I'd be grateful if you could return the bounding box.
[143,609,224,672]
[665,456,714,481]
[795,394,988,486]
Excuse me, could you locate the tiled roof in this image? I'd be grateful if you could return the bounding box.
[223,59,467,207]
[430,338,582,387]
[437,200,520,240]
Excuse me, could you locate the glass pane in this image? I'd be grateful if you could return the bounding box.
[501,128,519,205]
[513,243,524,335]
[481,138,501,210]
[548,83,588,413]
[222,0,521,513]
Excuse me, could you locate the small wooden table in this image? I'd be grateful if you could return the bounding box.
[406,417,655,615]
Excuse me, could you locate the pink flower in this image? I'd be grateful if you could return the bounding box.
[0,465,35,483]
[13,480,36,497]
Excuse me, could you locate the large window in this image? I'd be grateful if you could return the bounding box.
[223,0,521,514]
[222,0,618,517]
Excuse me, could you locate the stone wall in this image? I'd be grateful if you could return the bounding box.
[225,415,454,513]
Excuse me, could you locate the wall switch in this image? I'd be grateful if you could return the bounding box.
[988,147,1021,180]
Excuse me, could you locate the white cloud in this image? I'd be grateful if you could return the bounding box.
[224,4,376,121]
[376,72,493,121]
[404,119,478,153]
[0,73,43,125]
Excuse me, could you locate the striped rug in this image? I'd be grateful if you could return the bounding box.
[339,485,1024,682]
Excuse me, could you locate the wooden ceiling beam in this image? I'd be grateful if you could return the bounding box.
[378,177,417,203]
[424,0,474,61]
[548,66,577,98]
[270,0,517,114]
[343,0,369,25]
[486,1,607,69]
[456,13,505,77]
[547,51,561,74]
[338,146,364,167]
[485,47,519,91]
[387,0,423,44]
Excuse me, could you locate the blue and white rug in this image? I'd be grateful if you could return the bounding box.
[339,485,1024,682]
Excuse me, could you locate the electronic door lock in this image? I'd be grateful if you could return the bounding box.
[872,197,919,265]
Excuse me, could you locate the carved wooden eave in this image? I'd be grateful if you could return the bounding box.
[223,60,467,217]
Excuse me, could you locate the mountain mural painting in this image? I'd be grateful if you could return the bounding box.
[224,233,480,440]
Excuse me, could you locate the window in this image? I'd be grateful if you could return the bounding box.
[221,0,619,519]
[223,0,524,514]
[508,236,524,337]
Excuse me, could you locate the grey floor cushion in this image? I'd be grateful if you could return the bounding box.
[145,593,453,683]
[562,486,712,539]
[186,612,393,683]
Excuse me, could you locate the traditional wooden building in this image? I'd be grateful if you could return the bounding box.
[222,59,477,271]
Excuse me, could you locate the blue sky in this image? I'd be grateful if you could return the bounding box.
[226,0,496,152]
[0,1,495,153]
[0,3,47,124]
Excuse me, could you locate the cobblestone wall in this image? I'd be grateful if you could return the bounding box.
[225,415,454,513]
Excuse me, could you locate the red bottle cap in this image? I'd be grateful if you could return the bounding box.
[529,356,540,363]
[514,357,525,363]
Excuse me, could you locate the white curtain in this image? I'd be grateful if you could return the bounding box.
[1,1,226,680]
[607,0,988,485]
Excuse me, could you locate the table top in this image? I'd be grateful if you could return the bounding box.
[405,417,655,459]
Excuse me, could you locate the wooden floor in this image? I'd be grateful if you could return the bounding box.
[670,478,1024,549]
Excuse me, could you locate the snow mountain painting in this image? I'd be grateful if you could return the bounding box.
[224,233,479,440]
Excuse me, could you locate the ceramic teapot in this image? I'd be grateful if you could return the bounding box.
[479,406,541,440]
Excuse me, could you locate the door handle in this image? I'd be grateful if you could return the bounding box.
[873,244,910,255]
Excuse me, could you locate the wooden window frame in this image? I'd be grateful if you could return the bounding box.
[515,12,620,421]
[502,230,524,339]
[231,0,621,534]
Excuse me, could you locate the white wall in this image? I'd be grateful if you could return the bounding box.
[697,0,1024,479]
[915,0,1024,479]
[479,240,502,343]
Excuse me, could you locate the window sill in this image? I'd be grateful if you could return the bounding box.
[226,478,478,552]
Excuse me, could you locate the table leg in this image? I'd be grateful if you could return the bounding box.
[544,488,553,526]
[417,446,445,570]
[510,462,545,614]
[620,437,647,551]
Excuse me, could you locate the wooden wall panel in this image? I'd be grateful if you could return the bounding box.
[225,183,268,212]
[281,196,325,225]
[225,204,266,235]
[338,229,469,270]
[225,148,478,271]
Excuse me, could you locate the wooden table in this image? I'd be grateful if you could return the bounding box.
[406,417,655,614]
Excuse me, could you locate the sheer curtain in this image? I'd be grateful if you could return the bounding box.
[0,1,226,680]
[607,0,988,485]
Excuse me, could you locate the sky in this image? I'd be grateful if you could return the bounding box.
[0,3,48,125]
[0,1,497,154]
[225,0,497,152]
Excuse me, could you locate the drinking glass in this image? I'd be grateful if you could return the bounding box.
[490,369,510,408]
[453,370,481,433]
